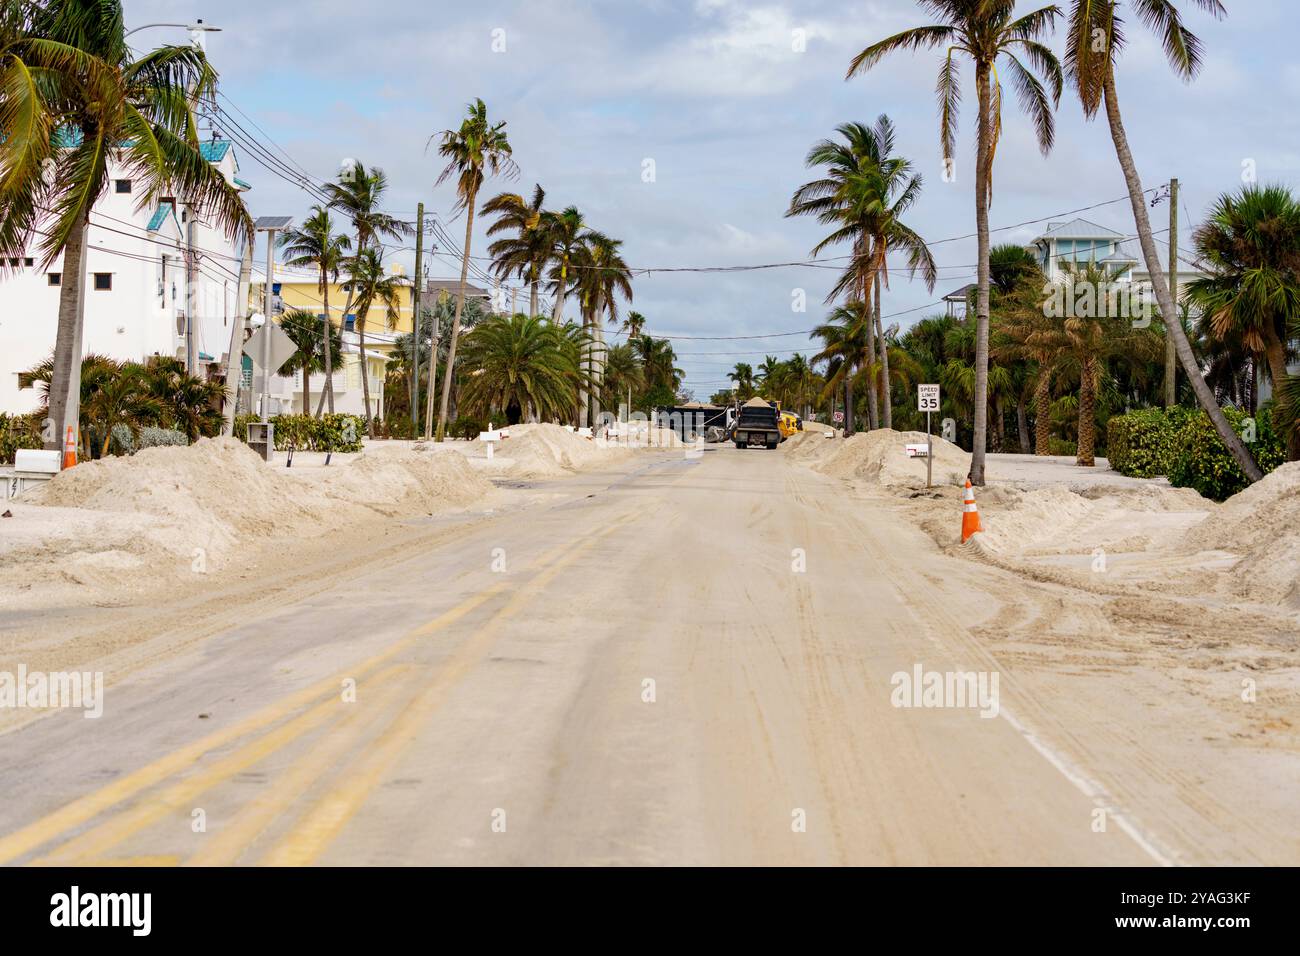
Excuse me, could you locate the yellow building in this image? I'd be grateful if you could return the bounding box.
[249,266,492,419]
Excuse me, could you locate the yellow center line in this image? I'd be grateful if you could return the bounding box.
[32,663,413,865]
[259,514,637,867]
[0,516,618,866]
[183,663,419,867]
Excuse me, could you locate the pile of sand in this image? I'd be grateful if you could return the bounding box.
[782,429,839,466]
[814,429,970,488]
[468,422,633,478]
[15,438,494,587]
[1182,462,1300,604]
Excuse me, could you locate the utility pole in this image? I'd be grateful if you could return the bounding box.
[411,202,424,437]
[423,290,447,440]
[1165,177,1179,408]
[222,234,255,436]
[185,206,196,374]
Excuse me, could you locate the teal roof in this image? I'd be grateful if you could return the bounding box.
[147,202,175,232]
[199,141,231,162]
[234,177,252,190]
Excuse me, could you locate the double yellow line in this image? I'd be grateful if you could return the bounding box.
[1,511,636,867]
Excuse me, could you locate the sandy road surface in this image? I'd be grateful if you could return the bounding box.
[0,445,1291,865]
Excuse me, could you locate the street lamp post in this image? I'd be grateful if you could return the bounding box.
[254,217,294,422]
[124,20,222,51]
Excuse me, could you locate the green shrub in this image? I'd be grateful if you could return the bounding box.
[0,412,44,465]
[232,413,364,453]
[1106,407,1188,477]
[138,427,189,450]
[1048,437,1077,457]
[1167,407,1285,501]
[450,415,487,441]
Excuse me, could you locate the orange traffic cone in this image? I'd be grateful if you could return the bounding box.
[61,425,78,470]
[961,479,982,542]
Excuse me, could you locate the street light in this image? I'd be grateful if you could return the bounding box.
[124,19,222,51]
[254,216,293,423]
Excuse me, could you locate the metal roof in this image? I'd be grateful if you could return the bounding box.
[1034,218,1126,241]
[146,202,176,233]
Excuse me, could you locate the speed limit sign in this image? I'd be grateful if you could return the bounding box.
[918,384,940,413]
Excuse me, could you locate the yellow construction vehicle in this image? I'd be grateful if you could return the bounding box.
[778,410,802,441]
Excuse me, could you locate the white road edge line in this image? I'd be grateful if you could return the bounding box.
[998,704,1178,867]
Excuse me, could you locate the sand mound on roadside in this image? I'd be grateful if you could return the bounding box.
[1181,462,1300,604]
[471,422,632,478]
[23,437,494,571]
[814,429,970,487]
[783,429,839,465]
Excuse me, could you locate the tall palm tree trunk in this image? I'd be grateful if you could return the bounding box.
[436,190,478,441]
[1102,67,1262,482]
[358,313,374,437]
[969,62,993,485]
[529,274,539,318]
[1016,399,1032,453]
[1077,356,1097,466]
[1034,371,1052,455]
[859,247,879,431]
[320,276,335,415]
[875,268,892,430]
[46,220,89,459]
[302,359,311,417]
[844,374,855,436]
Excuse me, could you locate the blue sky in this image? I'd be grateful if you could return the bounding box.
[124,0,1300,396]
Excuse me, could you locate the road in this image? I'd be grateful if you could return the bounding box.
[0,444,1190,865]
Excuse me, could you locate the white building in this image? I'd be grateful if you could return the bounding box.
[1027,217,1206,295]
[0,137,250,415]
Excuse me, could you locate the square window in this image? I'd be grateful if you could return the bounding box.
[6,258,16,267]
[24,257,34,267]
[114,179,132,194]
[93,273,112,291]
[47,273,61,286]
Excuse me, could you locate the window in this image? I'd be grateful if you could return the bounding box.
[23,257,33,267]
[47,273,61,286]
[6,258,16,267]
[344,315,356,332]
[114,179,132,194]
[93,273,112,291]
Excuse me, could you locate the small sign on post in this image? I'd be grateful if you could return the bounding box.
[918,384,941,488]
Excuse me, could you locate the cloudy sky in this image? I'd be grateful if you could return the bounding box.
[125,0,1300,396]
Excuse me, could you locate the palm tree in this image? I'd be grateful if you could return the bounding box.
[484,184,547,317]
[621,311,648,339]
[432,98,518,441]
[601,343,645,412]
[347,248,404,435]
[279,207,351,415]
[1187,184,1300,459]
[728,362,757,402]
[787,117,937,430]
[278,310,343,417]
[143,357,225,441]
[1063,0,1261,481]
[323,161,410,420]
[812,302,873,434]
[634,335,682,396]
[540,205,588,322]
[0,0,251,461]
[458,313,592,424]
[849,0,1063,482]
[574,230,633,425]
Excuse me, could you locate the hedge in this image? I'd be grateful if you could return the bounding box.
[0,411,43,465]
[1166,406,1285,501]
[1108,405,1285,499]
[110,424,189,455]
[233,413,365,453]
[1106,406,1192,478]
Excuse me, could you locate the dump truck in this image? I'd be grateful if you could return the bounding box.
[733,397,781,449]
